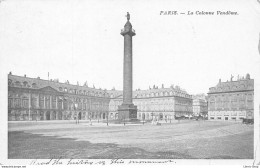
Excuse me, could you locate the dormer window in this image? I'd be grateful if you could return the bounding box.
[23,81,28,87]
[15,81,21,87]
[32,83,37,88]
[8,79,12,86]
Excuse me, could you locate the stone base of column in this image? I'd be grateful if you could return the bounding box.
[118,104,137,121]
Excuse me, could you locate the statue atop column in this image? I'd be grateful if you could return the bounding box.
[126,12,130,21]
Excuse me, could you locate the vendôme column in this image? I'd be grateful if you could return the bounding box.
[118,12,137,121]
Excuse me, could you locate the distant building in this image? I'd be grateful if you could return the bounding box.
[8,73,193,121]
[207,74,254,121]
[192,94,208,117]
[109,85,193,121]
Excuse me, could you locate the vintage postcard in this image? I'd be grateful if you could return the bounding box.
[0,0,259,167]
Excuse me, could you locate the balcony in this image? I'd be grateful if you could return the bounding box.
[121,28,136,36]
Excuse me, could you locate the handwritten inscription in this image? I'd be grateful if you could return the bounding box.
[29,159,176,166]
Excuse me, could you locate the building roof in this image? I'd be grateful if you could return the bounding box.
[208,74,254,94]
[8,74,110,98]
[8,73,192,99]
[108,87,192,99]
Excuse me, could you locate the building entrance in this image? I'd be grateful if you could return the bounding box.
[78,112,81,120]
[159,113,163,120]
[46,111,50,120]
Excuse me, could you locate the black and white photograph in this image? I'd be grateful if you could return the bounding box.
[0,0,260,167]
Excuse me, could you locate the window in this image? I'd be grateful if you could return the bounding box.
[231,95,237,109]
[239,111,245,116]
[8,79,12,86]
[23,81,28,87]
[15,81,21,87]
[45,96,50,109]
[14,98,21,108]
[231,111,237,116]
[32,98,37,109]
[22,99,29,108]
[32,83,37,88]
[8,98,13,108]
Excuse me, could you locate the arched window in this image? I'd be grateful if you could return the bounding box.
[59,87,63,91]
[64,87,67,92]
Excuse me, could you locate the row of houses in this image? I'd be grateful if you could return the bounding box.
[7,73,254,121]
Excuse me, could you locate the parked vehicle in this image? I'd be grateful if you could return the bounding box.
[242,118,254,124]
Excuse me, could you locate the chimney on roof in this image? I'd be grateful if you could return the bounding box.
[24,74,26,77]
[37,77,40,79]
[9,71,12,75]
[246,73,250,80]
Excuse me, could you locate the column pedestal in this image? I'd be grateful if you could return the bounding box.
[118,103,137,121]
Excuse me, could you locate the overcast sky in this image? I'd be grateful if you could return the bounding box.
[0,0,260,95]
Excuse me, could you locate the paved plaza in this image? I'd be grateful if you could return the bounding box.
[8,120,253,159]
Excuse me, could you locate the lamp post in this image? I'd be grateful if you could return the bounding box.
[75,103,78,124]
[89,112,92,126]
[151,112,154,124]
[106,112,108,126]
[28,90,31,121]
[123,111,125,126]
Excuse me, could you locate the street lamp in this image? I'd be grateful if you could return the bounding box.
[28,90,31,121]
[107,111,109,126]
[75,103,78,124]
[123,111,125,126]
[89,112,92,126]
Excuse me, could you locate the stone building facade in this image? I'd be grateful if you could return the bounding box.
[192,94,208,117]
[8,74,193,121]
[8,73,110,121]
[207,74,254,121]
[108,85,193,121]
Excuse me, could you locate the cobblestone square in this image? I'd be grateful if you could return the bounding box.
[8,120,253,159]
